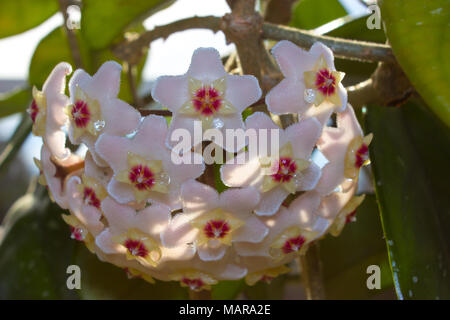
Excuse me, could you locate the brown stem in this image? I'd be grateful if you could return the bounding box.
[125,63,140,107]
[279,114,296,128]
[347,62,414,108]
[264,0,298,25]
[221,0,266,83]
[139,109,172,117]
[299,242,326,300]
[139,93,154,107]
[262,22,395,63]
[224,51,238,73]
[51,154,85,191]
[112,16,221,64]
[347,78,377,109]
[113,16,394,67]
[197,142,217,188]
[58,0,83,69]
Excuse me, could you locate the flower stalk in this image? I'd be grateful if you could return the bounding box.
[299,242,326,300]
[58,0,83,69]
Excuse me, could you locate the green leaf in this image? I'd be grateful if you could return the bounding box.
[0,86,32,118]
[0,188,79,299]
[81,0,175,50]
[0,0,58,38]
[320,195,393,299]
[214,164,228,193]
[365,99,450,299]
[327,16,386,43]
[379,0,450,126]
[74,244,188,300]
[0,186,187,300]
[29,26,147,104]
[290,0,347,30]
[211,280,244,300]
[29,27,81,88]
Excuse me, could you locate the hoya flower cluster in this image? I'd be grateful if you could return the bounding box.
[30,40,372,291]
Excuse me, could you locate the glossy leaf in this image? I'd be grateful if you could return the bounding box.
[0,0,58,38]
[81,0,174,49]
[74,244,188,300]
[28,27,147,104]
[320,195,394,299]
[365,99,450,299]
[290,0,346,30]
[308,15,393,299]
[29,27,82,88]
[379,0,450,126]
[0,187,187,300]
[327,16,386,43]
[0,188,79,299]
[214,164,228,193]
[0,87,31,118]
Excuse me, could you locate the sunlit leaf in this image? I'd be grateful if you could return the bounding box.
[365,99,450,299]
[379,0,450,126]
[28,27,84,88]
[81,0,175,50]
[0,0,58,38]
[28,26,147,104]
[290,0,347,30]
[326,16,385,43]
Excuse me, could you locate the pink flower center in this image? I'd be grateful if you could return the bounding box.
[355,144,369,168]
[29,99,39,123]
[272,157,297,183]
[192,86,223,116]
[282,235,306,254]
[345,210,357,224]
[124,239,148,258]
[315,69,336,96]
[83,187,101,209]
[128,165,155,191]
[71,100,91,128]
[182,278,205,290]
[203,219,230,239]
[260,275,274,284]
[69,226,85,241]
